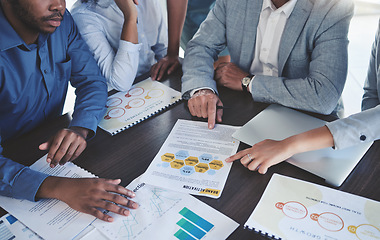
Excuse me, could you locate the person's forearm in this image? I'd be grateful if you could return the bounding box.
[121,17,138,44]
[284,126,334,156]
[36,176,63,200]
[167,0,187,57]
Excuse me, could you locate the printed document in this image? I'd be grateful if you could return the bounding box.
[245,174,380,239]
[141,119,240,198]
[92,176,239,239]
[0,155,96,240]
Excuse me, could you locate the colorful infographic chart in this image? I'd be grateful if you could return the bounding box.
[245,174,380,240]
[175,207,214,240]
[99,78,181,135]
[92,176,239,240]
[141,119,240,198]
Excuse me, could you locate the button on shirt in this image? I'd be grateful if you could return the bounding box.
[0,8,107,201]
[249,0,297,82]
[71,0,168,92]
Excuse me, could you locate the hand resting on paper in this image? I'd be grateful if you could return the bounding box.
[39,127,89,168]
[226,126,335,174]
[36,177,139,222]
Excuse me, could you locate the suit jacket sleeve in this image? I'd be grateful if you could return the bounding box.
[362,19,380,111]
[181,0,228,99]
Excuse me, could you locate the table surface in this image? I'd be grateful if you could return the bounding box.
[2,70,380,239]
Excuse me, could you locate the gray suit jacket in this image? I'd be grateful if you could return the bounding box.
[326,19,380,149]
[182,0,354,115]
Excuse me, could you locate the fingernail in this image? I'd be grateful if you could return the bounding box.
[50,163,55,168]
[46,158,51,163]
[130,192,136,197]
[123,209,129,216]
[132,202,139,208]
[107,217,113,222]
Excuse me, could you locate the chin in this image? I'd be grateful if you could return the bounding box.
[41,26,58,34]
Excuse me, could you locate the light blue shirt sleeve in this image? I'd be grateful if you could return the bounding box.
[326,19,380,150]
[326,105,380,150]
[71,0,167,92]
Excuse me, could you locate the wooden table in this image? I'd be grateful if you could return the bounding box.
[2,70,380,239]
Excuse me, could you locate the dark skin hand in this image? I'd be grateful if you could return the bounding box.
[37,177,139,222]
[214,62,248,91]
[39,127,89,168]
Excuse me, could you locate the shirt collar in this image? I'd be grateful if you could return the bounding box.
[262,0,298,18]
[0,4,50,51]
[0,4,25,51]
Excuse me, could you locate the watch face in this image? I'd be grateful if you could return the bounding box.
[242,77,251,86]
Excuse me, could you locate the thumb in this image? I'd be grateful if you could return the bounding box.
[39,141,50,151]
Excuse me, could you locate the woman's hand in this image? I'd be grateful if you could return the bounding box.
[226,139,294,174]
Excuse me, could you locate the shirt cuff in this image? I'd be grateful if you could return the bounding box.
[12,167,49,202]
[248,75,255,93]
[70,111,103,140]
[119,40,142,53]
[189,87,216,98]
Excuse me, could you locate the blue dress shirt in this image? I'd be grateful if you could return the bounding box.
[0,7,107,201]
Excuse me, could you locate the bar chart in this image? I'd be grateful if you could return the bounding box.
[174,207,214,240]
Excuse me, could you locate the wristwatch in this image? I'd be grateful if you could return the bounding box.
[241,74,254,92]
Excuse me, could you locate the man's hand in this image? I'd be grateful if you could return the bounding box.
[37,177,139,222]
[214,62,249,91]
[187,89,223,129]
[150,55,181,81]
[39,127,89,168]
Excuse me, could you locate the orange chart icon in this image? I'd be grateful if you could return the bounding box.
[125,98,145,109]
[125,87,144,97]
[106,97,122,108]
[275,201,308,219]
[145,89,164,99]
[348,224,380,240]
[104,108,125,119]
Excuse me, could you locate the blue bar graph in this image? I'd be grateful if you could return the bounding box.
[174,229,196,240]
[174,207,214,240]
[179,207,214,232]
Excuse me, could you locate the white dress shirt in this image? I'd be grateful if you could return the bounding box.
[249,0,297,90]
[71,0,168,92]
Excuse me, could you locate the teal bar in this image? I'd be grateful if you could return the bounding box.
[179,207,214,232]
[176,218,206,239]
[174,229,196,240]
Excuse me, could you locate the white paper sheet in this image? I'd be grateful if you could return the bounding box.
[0,155,97,240]
[91,176,239,240]
[0,214,43,239]
[141,119,240,198]
[245,174,380,239]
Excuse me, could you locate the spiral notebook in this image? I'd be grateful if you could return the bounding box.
[98,77,182,135]
[245,174,380,240]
